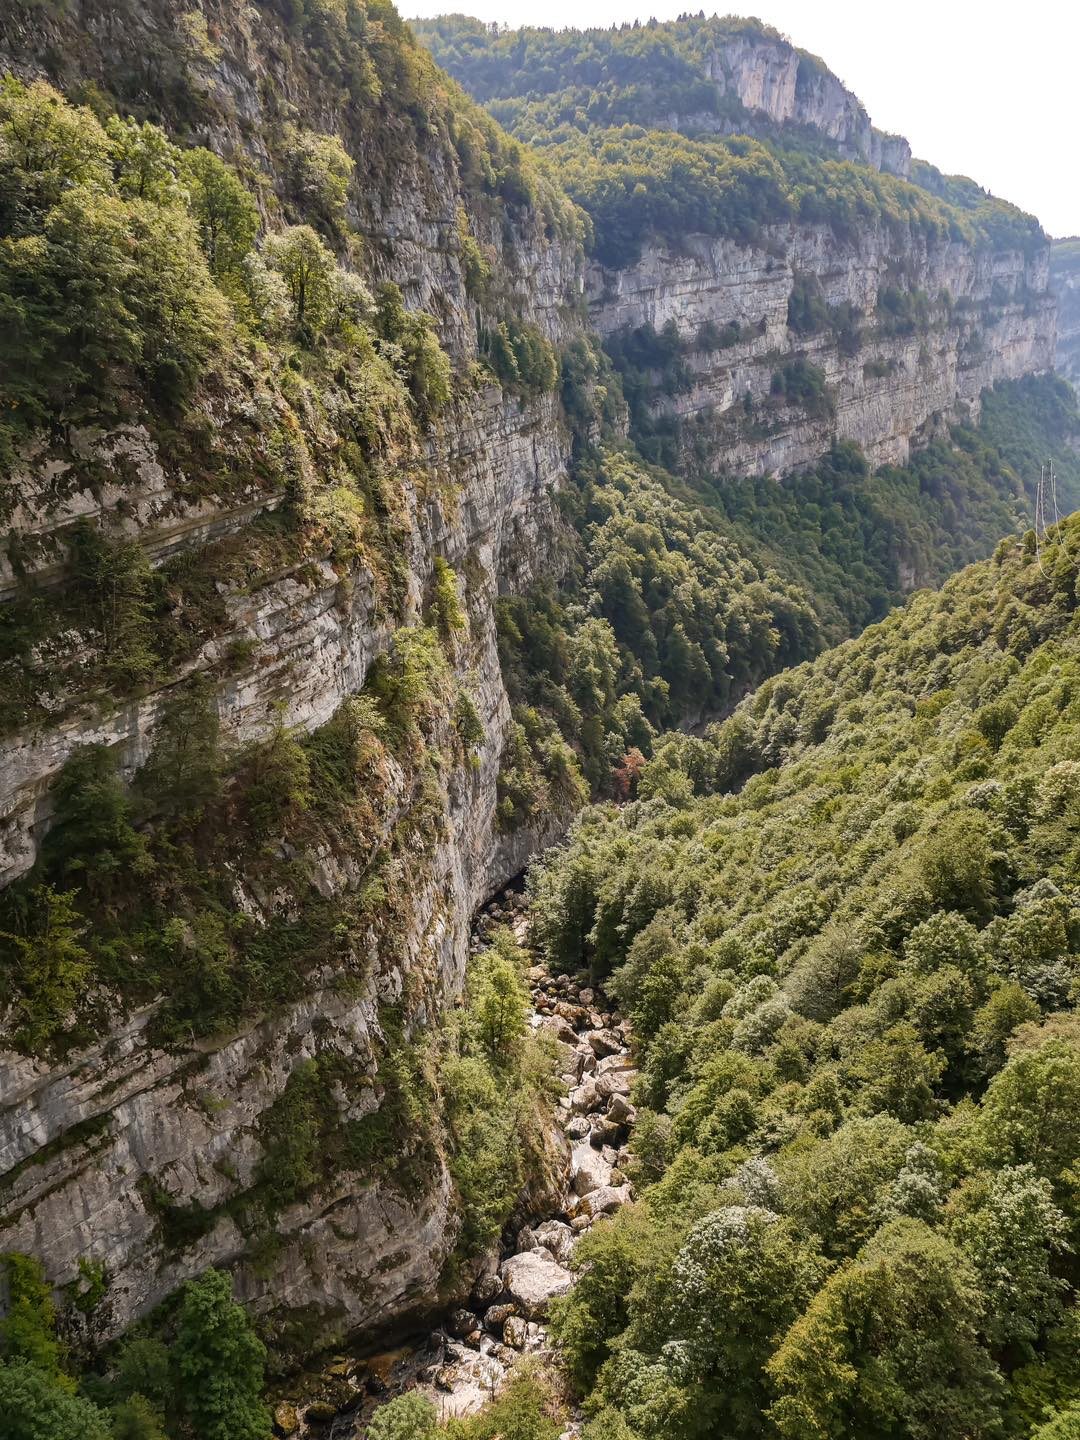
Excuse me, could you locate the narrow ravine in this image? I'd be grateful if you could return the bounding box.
[270,888,638,1437]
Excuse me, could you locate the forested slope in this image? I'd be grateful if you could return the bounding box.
[529,511,1080,1440]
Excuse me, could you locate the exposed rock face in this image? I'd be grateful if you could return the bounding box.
[0,0,585,1355]
[696,33,910,175]
[591,223,1056,475]
[1051,238,1080,385]
[0,381,576,1346]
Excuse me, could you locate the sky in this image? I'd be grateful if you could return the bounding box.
[405,0,1080,238]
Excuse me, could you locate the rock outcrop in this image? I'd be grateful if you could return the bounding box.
[1051,238,1080,385]
[695,31,911,175]
[591,224,1056,476]
[0,0,585,1355]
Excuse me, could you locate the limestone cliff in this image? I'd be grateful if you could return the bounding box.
[692,30,910,174]
[1051,238,1080,385]
[413,14,911,175]
[0,0,584,1355]
[592,223,1055,478]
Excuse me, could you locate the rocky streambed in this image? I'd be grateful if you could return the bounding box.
[271,888,638,1437]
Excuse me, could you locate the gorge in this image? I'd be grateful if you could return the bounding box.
[1,6,1080,1440]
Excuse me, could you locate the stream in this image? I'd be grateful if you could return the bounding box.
[271,886,638,1438]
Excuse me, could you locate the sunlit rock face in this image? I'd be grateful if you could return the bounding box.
[591,224,1055,478]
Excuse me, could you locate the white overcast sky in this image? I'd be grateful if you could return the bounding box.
[406,0,1080,238]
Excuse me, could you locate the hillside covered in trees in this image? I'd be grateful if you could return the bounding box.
[414,13,1044,268]
[529,512,1080,1440]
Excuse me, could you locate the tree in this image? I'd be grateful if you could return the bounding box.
[107,116,182,203]
[1032,1406,1080,1439]
[281,125,354,230]
[973,1036,1080,1190]
[136,677,224,827]
[374,281,452,420]
[654,1206,827,1433]
[180,148,259,282]
[969,982,1039,1075]
[469,929,528,1059]
[0,78,111,232]
[366,1390,439,1440]
[846,1022,945,1123]
[0,1360,111,1440]
[779,1115,911,1258]
[948,1165,1068,1351]
[174,1269,270,1440]
[767,1220,1001,1440]
[0,1254,67,1380]
[111,1393,169,1440]
[41,743,150,899]
[263,225,334,339]
[0,886,90,1051]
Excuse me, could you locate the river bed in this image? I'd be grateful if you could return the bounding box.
[271,888,638,1438]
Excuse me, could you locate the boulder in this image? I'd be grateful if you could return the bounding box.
[484,1302,519,1332]
[589,1117,622,1147]
[571,1139,612,1196]
[473,1270,502,1306]
[503,1314,529,1349]
[569,1078,600,1114]
[499,1250,573,1318]
[587,1029,623,1059]
[581,1183,632,1218]
[304,1402,339,1425]
[447,1308,481,1340]
[543,1015,580,1047]
[595,1070,632,1099]
[532,1219,575,1264]
[607,1092,635,1125]
[564,1115,591,1140]
[556,1001,590,1028]
[597,1051,636,1076]
[273,1403,299,1437]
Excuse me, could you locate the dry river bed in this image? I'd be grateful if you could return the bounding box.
[271,887,638,1438]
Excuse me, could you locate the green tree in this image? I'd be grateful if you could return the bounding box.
[0,1361,111,1440]
[468,929,529,1059]
[111,1393,168,1440]
[973,1035,1080,1189]
[263,225,335,339]
[180,148,259,282]
[0,1254,66,1381]
[948,1165,1068,1351]
[1032,1406,1080,1439]
[632,1205,826,1435]
[281,125,354,230]
[107,116,182,203]
[0,77,111,232]
[767,1220,1001,1440]
[366,1392,439,1440]
[174,1269,270,1440]
[41,744,150,899]
[0,886,90,1051]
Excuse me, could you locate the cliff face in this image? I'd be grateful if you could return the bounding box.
[1051,238,1080,385]
[591,225,1055,477]
[0,0,582,1352]
[698,33,911,175]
